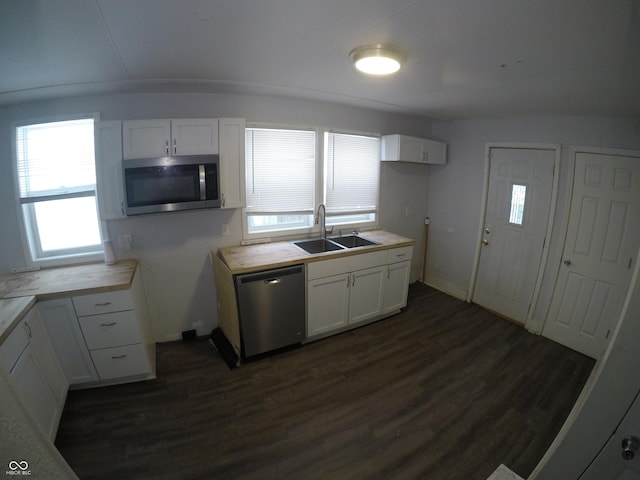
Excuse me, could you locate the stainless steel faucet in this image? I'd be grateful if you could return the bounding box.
[316,204,326,240]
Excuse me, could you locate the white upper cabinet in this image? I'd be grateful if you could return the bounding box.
[218,118,246,209]
[95,120,126,220]
[122,118,218,159]
[381,134,447,165]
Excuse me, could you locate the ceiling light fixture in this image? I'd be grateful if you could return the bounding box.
[349,44,405,76]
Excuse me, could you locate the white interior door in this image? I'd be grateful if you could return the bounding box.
[543,150,640,359]
[472,147,556,323]
[580,390,640,480]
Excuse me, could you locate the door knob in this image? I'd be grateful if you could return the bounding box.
[622,435,639,460]
[563,259,572,266]
[482,239,489,246]
[485,228,491,234]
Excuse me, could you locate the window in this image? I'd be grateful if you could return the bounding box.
[509,184,527,225]
[324,132,379,226]
[243,126,380,238]
[15,118,102,264]
[245,128,316,234]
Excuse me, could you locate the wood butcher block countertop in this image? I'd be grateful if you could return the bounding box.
[0,259,138,343]
[219,230,415,274]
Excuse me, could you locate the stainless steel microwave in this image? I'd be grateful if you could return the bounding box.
[123,154,220,215]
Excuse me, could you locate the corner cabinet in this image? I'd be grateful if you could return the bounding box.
[218,118,246,209]
[306,247,412,340]
[122,118,219,159]
[39,267,155,389]
[381,134,447,165]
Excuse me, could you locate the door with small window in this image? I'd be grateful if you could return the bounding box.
[472,146,556,323]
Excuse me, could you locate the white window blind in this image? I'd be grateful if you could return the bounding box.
[245,128,316,214]
[16,119,96,202]
[324,132,380,215]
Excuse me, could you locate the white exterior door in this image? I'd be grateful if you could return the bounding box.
[543,150,640,358]
[580,390,640,480]
[472,146,556,323]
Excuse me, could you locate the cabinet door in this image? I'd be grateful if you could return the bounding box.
[423,138,447,165]
[95,120,126,219]
[172,118,218,155]
[348,266,385,326]
[24,308,68,406]
[38,299,99,385]
[218,118,245,208]
[400,135,428,163]
[122,119,171,159]
[11,344,61,440]
[383,260,411,314]
[307,274,350,337]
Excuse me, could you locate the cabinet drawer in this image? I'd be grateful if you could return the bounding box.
[0,320,29,373]
[90,344,151,380]
[72,289,133,316]
[79,311,142,350]
[387,246,413,263]
[307,251,387,280]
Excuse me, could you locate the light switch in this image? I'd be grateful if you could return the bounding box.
[118,234,133,250]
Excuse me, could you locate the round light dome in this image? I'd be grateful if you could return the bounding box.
[349,44,405,76]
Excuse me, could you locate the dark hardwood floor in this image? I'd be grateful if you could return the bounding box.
[55,284,594,480]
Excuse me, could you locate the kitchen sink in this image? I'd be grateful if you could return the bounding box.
[329,235,379,248]
[293,238,346,254]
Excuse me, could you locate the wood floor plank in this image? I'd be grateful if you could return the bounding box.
[55,284,594,480]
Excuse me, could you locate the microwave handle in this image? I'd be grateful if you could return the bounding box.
[199,165,206,200]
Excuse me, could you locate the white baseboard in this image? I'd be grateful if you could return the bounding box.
[422,276,468,301]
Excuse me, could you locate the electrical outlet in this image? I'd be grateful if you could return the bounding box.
[221,224,230,236]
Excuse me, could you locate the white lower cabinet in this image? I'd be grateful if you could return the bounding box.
[39,298,100,385]
[348,266,386,325]
[307,274,350,337]
[383,260,412,314]
[39,268,155,389]
[306,248,411,340]
[73,269,154,386]
[0,307,68,440]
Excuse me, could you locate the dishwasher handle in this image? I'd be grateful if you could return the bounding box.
[236,265,304,285]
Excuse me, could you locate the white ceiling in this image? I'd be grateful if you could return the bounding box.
[1,0,639,119]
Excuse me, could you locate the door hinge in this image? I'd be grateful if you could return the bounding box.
[629,258,633,270]
[605,329,611,339]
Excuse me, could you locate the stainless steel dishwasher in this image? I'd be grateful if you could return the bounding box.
[235,264,305,357]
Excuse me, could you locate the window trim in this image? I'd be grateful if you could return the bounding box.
[12,113,106,268]
[241,123,380,243]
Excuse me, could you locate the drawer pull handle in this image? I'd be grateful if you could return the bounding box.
[396,253,406,257]
[111,354,127,360]
[94,302,112,307]
[100,322,117,327]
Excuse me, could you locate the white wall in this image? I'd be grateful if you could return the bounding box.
[425,116,640,328]
[0,92,433,341]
